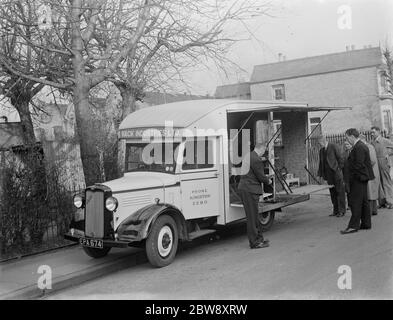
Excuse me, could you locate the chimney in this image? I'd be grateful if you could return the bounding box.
[278,53,282,62]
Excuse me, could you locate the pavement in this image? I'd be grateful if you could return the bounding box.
[1,188,392,300]
[0,244,147,299]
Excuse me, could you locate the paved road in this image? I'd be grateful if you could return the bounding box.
[46,193,393,299]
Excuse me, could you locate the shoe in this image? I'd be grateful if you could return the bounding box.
[329,213,338,217]
[251,239,269,246]
[340,228,358,234]
[386,204,393,209]
[250,240,270,249]
[336,213,345,217]
[372,212,378,216]
[360,226,371,230]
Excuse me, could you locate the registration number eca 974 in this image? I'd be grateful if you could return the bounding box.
[79,237,104,249]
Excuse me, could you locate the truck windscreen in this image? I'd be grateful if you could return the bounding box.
[125,142,180,174]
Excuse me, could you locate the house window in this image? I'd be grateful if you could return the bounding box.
[309,117,322,136]
[380,71,391,94]
[382,110,393,133]
[272,84,285,100]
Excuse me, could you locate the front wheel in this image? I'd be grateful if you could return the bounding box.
[258,211,275,231]
[82,246,111,258]
[146,214,178,268]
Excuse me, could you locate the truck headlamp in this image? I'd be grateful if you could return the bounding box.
[73,194,84,209]
[105,196,118,211]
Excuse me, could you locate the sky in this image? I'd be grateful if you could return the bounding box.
[188,0,393,95]
[1,0,392,120]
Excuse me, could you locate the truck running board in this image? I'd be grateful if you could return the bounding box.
[188,229,216,241]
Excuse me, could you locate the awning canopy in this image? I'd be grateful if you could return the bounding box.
[226,103,350,113]
[119,99,351,130]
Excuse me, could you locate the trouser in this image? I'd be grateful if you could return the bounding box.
[239,190,264,246]
[378,158,393,205]
[348,181,371,230]
[369,200,377,215]
[327,171,346,214]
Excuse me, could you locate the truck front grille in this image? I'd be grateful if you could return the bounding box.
[85,189,104,238]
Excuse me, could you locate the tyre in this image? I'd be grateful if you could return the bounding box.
[82,246,111,258]
[146,214,178,268]
[258,211,275,231]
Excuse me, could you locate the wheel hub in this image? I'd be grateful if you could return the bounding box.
[157,226,173,257]
[260,212,271,224]
[162,234,171,249]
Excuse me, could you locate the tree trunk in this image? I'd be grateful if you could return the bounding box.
[73,82,98,185]
[16,99,36,146]
[97,148,106,182]
[118,85,137,122]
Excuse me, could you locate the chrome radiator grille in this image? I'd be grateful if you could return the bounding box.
[85,189,104,238]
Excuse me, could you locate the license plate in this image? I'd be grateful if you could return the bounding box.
[79,237,104,249]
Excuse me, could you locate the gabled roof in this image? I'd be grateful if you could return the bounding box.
[119,99,228,130]
[250,47,384,83]
[119,99,348,131]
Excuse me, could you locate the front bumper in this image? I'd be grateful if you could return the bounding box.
[64,233,131,248]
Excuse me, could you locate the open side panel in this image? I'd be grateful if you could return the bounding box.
[225,110,279,223]
[225,109,312,224]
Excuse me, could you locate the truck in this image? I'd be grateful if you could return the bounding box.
[64,99,343,267]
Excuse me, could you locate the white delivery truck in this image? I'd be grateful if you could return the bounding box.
[65,99,344,267]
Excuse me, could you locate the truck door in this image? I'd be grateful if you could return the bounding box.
[179,136,224,220]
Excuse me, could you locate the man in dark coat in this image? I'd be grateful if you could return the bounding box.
[238,142,273,249]
[317,135,346,217]
[341,128,375,234]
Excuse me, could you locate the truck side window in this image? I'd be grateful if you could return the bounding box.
[182,137,214,170]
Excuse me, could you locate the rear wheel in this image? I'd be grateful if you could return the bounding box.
[258,211,275,231]
[146,214,178,268]
[82,246,111,258]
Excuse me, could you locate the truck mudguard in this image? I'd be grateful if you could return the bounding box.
[116,203,188,242]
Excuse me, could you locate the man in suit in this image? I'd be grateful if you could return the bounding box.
[341,128,374,234]
[238,142,273,249]
[370,126,393,209]
[317,135,346,217]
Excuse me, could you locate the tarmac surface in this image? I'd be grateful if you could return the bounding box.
[41,191,393,300]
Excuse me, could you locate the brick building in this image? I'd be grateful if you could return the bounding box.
[216,47,393,134]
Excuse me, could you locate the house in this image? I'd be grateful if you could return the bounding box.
[215,82,251,100]
[0,101,86,190]
[216,46,393,134]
